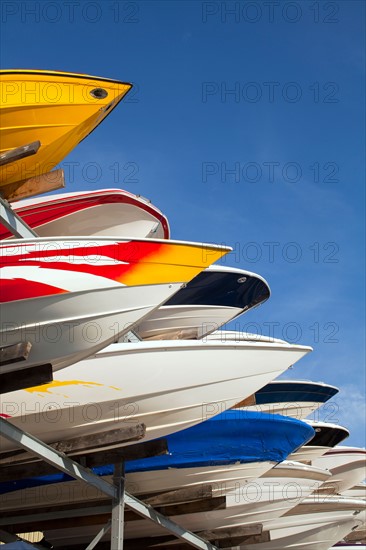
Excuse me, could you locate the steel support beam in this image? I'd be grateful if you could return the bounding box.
[85,521,111,550]
[111,462,125,549]
[0,196,38,238]
[0,418,219,550]
[124,493,219,550]
[0,417,116,499]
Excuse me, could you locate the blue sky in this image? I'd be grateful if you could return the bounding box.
[1,1,365,446]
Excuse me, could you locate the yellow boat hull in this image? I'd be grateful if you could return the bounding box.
[0,70,131,187]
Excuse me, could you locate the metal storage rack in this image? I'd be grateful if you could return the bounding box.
[0,416,222,550]
[0,173,220,550]
[0,168,264,549]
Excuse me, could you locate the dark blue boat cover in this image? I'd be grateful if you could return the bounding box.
[255,381,338,405]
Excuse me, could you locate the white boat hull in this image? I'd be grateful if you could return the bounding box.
[126,460,274,498]
[8,188,170,240]
[244,496,366,549]
[313,447,366,494]
[244,401,331,421]
[288,422,351,464]
[0,282,181,375]
[289,445,333,463]
[0,461,275,512]
[0,339,311,452]
[136,266,270,341]
[121,463,329,538]
[136,304,243,340]
[237,380,339,420]
[342,482,366,500]
[0,236,228,376]
[45,516,361,550]
[244,519,362,550]
[32,202,167,239]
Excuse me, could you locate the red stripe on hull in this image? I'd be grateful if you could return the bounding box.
[0,279,67,302]
[0,240,164,302]
[0,192,169,240]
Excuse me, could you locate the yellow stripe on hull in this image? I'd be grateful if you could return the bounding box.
[0,70,132,187]
[120,241,229,286]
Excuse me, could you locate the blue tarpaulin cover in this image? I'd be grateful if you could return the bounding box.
[0,410,314,494]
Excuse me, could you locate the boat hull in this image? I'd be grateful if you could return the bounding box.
[342,482,366,500]
[244,519,362,550]
[136,267,270,340]
[40,512,363,549]
[0,412,314,517]
[313,447,366,494]
[0,461,275,512]
[120,463,330,538]
[289,422,351,463]
[0,70,131,187]
[0,237,227,375]
[1,283,181,375]
[241,380,339,420]
[290,445,334,463]
[244,496,366,550]
[137,304,244,340]
[0,339,311,451]
[1,189,170,240]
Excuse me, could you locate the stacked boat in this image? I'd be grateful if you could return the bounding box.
[0,70,364,550]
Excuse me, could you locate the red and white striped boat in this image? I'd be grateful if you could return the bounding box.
[0,188,170,240]
[0,237,227,377]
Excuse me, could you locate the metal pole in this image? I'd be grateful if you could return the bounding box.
[0,197,38,238]
[0,418,219,550]
[111,462,125,550]
[124,493,219,550]
[85,521,111,550]
[0,417,116,499]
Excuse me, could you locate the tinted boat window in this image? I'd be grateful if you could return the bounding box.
[166,272,270,309]
[306,426,349,447]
